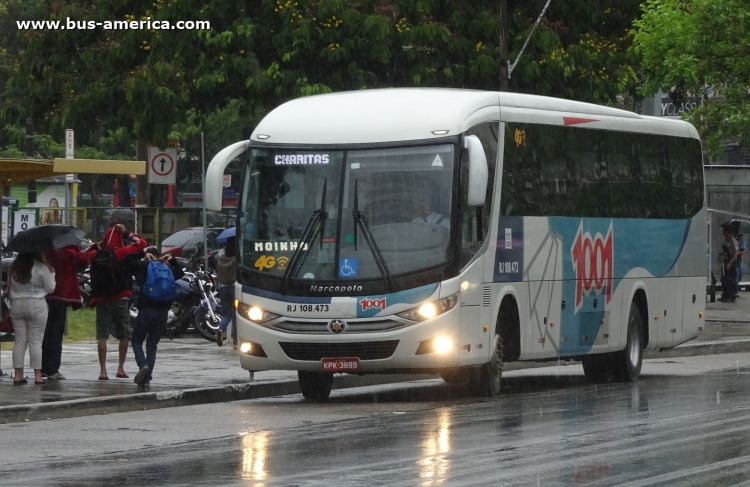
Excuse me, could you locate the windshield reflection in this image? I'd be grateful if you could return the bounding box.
[418,408,452,486]
[241,431,269,484]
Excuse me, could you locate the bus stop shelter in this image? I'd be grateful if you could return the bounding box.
[0,158,146,184]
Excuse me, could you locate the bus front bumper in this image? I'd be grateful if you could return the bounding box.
[236,306,462,373]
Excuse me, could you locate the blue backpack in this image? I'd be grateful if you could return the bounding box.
[142,261,176,301]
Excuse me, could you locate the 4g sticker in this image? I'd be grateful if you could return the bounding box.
[254,255,291,271]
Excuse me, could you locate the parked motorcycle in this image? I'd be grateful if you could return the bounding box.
[78,270,92,308]
[191,270,222,341]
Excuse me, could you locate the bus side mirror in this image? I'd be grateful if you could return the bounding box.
[464,135,488,206]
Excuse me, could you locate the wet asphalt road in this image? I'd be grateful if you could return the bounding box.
[5,355,750,486]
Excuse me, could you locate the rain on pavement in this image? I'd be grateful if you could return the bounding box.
[3,354,750,486]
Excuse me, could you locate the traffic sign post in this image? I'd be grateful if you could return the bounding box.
[148,146,177,185]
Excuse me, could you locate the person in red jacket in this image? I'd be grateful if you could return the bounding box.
[91,224,148,380]
[41,244,96,380]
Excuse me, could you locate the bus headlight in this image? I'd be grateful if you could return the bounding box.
[396,293,459,322]
[237,303,280,324]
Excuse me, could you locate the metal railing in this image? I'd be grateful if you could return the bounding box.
[7,206,237,254]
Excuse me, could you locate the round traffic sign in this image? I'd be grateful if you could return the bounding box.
[151,152,175,176]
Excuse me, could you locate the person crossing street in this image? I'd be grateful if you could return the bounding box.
[130,247,184,386]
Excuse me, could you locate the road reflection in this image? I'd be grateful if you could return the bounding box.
[241,431,268,484]
[418,408,451,486]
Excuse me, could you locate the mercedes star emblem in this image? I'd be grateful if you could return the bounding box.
[327,319,348,334]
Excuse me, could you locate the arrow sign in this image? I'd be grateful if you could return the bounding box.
[148,147,177,184]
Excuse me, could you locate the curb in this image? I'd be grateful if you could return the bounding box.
[0,374,433,424]
[4,338,750,424]
[644,338,750,359]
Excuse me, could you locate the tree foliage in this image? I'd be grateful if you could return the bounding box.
[0,0,644,160]
[632,0,750,157]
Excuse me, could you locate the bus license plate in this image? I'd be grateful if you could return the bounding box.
[321,358,360,372]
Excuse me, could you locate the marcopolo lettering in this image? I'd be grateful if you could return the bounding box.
[254,241,308,252]
[274,154,330,165]
[309,285,363,293]
[360,297,386,312]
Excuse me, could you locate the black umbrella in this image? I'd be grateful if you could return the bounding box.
[6,225,86,253]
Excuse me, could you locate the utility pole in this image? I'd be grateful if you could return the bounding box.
[25,119,36,203]
[499,0,510,92]
[135,138,149,206]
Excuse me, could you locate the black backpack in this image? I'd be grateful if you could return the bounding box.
[90,248,119,297]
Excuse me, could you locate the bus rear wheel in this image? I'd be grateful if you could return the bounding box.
[582,302,643,383]
[298,371,334,401]
[613,302,644,382]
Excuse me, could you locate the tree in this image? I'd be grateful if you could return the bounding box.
[632,0,750,157]
[0,0,645,163]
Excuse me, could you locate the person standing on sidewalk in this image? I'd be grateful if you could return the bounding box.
[8,252,56,385]
[736,233,746,296]
[214,236,236,347]
[131,247,184,386]
[720,224,740,303]
[90,224,147,380]
[41,243,96,380]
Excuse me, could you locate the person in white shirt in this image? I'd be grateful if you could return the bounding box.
[411,199,450,229]
[8,252,56,385]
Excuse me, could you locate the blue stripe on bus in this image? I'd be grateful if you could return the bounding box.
[549,217,691,355]
[495,217,691,355]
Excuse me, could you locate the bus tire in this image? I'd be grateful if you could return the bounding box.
[298,371,334,401]
[468,333,503,397]
[582,302,643,383]
[440,369,466,384]
[613,301,644,382]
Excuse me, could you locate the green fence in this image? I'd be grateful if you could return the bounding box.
[7,206,237,256]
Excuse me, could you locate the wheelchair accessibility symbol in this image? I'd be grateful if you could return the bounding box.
[339,258,358,278]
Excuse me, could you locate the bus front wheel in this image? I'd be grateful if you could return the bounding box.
[468,333,503,397]
[298,371,334,401]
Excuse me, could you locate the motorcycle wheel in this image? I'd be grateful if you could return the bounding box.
[80,289,91,308]
[193,306,222,342]
[166,302,191,338]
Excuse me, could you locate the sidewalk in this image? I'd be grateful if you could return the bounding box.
[1,295,749,423]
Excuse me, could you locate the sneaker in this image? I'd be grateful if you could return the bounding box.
[47,373,66,380]
[134,365,150,385]
[216,329,224,347]
[140,381,150,388]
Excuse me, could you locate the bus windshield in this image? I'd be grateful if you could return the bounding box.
[239,144,456,288]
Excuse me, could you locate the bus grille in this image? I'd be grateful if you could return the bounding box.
[279,341,400,361]
[272,320,405,334]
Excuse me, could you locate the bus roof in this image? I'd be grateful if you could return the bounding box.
[251,88,697,145]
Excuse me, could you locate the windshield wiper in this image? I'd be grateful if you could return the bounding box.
[353,179,394,291]
[283,178,328,293]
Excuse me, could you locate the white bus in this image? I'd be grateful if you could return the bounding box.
[206,89,706,400]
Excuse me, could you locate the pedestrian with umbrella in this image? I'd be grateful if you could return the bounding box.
[4,226,79,384]
[42,241,98,380]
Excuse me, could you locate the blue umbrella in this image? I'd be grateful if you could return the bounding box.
[216,226,236,243]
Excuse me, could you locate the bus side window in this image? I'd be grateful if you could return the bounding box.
[460,122,498,267]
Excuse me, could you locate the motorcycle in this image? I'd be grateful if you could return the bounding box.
[78,270,92,308]
[191,269,223,342]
